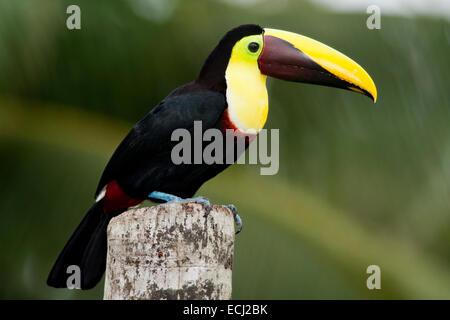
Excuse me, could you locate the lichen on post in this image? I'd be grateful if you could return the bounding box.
[103,202,235,300]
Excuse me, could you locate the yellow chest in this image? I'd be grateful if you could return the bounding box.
[225,57,268,134]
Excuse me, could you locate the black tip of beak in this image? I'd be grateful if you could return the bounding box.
[348,86,377,103]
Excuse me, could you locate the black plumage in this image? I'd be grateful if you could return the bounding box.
[96,88,228,200]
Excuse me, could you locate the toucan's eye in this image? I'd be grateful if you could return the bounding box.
[248,42,260,53]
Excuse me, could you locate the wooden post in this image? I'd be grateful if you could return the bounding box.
[103,202,235,300]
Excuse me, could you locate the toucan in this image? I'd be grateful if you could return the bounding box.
[47,24,377,289]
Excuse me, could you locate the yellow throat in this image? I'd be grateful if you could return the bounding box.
[225,35,268,134]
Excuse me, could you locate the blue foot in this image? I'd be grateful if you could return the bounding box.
[149,191,211,216]
[225,204,242,234]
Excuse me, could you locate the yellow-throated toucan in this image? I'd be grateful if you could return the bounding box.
[47,24,377,289]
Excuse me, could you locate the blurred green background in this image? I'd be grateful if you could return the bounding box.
[0,0,449,299]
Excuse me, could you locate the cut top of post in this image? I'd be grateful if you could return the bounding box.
[104,202,235,300]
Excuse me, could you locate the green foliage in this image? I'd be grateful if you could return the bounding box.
[0,0,449,299]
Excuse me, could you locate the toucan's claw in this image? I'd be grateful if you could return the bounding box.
[188,196,212,217]
[148,191,211,216]
[225,204,242,234]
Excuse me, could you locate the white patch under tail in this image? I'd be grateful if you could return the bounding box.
[95,186,106,202]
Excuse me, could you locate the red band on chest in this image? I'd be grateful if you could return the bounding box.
[219,109,258,142]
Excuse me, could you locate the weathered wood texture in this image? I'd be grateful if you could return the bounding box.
[103,202,235,300]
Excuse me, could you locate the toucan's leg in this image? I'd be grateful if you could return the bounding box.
[148,191,182,203]
[148,191,211,216]
[225,204,242,234]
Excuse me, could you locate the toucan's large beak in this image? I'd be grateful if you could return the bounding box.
[258,28,377,102]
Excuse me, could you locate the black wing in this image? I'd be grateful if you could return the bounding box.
[95,89,226,198]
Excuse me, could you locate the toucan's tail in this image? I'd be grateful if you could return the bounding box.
[47,200,123,289]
